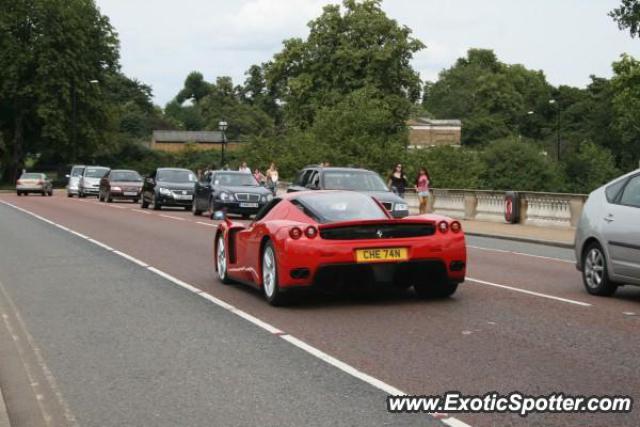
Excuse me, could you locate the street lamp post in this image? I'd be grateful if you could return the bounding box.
[549,99,560,161]
[218,120,228,168]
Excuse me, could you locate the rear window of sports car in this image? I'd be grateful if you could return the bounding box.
[293,192,387,223]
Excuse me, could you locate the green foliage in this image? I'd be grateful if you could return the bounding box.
[0,0,120,180]
[479,138,564,192]
[265,0,424,129]
[610,0,640,38]
[404,147,483,189]
[610,54,640,171]
[424,49,553,146]
[563,141,620,193]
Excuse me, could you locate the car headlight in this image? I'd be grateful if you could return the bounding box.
[219,191,232,201]
[394,203,408,211]
[262,194,273,203]
[111,186,122,192]
[159,187,172,196]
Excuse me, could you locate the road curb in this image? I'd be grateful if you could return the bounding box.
[0,384,10,427]
[465,231,574,249]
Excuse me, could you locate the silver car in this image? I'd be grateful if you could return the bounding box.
[16,172,53,196]
[66,165,85,197]
[78,166,109,198]
[575,169,640,295]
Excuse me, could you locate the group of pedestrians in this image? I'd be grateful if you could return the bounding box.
[237,161,279,195]
[387,163,431,214]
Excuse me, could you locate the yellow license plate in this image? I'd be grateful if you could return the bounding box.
[355,247,408,263]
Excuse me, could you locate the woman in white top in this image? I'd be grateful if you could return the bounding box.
[266,163,279,195]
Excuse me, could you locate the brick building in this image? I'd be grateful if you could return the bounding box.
[407,118,462,148]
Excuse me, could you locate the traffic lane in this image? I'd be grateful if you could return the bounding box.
[0,203,433,427]
[467,247,640,312]
[3,194,640,426]
[466,235,575,262]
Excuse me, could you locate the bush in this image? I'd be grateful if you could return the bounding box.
[404,146,483,189]
[562,141,619,193]
[479,137,565,191]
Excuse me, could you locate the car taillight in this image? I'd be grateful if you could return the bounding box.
[438,221,449,233]
[289,227,302,239]
[450,221,461,233]
[304,226,318,238]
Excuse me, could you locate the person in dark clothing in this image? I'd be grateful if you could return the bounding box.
[387,163,408,198]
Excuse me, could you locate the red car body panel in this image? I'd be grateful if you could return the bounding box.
[215,191,466,290]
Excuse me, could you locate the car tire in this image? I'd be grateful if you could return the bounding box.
[16,191,21,196]
[582,242,617,296]
[414,278,458,299]
[152,194,161,210]
[216,234,233,285]
[79,191,86,198]
[67,193,73,198]
[48,190,53,196]
[133,198,139,204]
[41,191,46,197]
[140,197,149,209]
[262,241,288,306]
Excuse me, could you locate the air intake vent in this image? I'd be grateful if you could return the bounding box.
[320,223,436,240]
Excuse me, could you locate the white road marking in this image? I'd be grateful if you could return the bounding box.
[105,204,126,209]
[196,221,217,227]
[0,199,471,427]
[131,209,151,215]
[467,245,574,264]
[159,214,185,221]
[467,277,592,307]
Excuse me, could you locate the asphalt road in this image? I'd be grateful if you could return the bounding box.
[1,192,639,426]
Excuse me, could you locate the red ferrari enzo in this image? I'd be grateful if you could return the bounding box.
[214,191,466,305]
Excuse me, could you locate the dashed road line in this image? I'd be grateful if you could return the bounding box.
[159,214,185,221]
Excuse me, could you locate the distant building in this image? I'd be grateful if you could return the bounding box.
[407,118,462,148]
[150,130,230,153]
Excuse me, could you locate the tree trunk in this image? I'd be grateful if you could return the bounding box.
[9,114,25,184]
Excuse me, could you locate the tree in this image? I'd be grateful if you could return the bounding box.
[610,54,640,171]
[563,141,619,193]
[0,0,119,181]
[424,49,553,146]
[265,0,424,129]
[610,0,640,38]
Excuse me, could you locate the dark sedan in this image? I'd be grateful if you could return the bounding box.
[287,167,410,218]
[193,170,273,219]
[99,169,143,203]
[141,168,197,210]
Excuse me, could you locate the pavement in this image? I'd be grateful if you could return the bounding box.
[0,191,638,426]
[461,219,575,248]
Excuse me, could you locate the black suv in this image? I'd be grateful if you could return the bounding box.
[141,168,197,210]
[193,170,273,219]
[287,166,409,218]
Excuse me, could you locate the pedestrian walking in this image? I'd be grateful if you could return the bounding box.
[388,163,408,198]
[253,168,265,185]
[239,161,251,174]
[266,162,279,195]
[415,167,431,214]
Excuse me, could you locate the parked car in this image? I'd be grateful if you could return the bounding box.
[78,166,110,198]
[16,172,53,196]
[141,168,196,210]
[575,169,640,296]
[287,166,409,218]
[99,169,143,203]
[214,190,465,305]
[65,165,85,197]
[193,170,273,219]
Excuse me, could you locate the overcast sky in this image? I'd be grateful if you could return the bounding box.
[95,0,640,106]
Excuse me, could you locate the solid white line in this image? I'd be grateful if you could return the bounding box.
[196,221,217,227]
[111,250,149,268]
[159,214,185,221]
[68,230,89,239]
[0,200,472,427]
[466,277,591,307]
[467,245,574,264]
[87,239,114,251]
[106,204,126,209]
